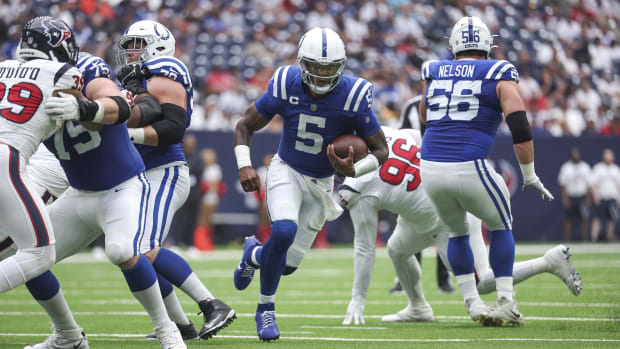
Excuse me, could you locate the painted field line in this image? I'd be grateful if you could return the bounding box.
[1,333,618,343]
[3,299,615,308]
[0,312,616,322]
[300,326,387,330]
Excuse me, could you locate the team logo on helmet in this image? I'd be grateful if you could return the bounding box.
[40,17,72,47]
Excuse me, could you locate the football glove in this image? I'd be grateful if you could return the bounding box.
[523,176,554,201]
[45,92,102,122]
[342,297,365,325]
[117,64,147,95]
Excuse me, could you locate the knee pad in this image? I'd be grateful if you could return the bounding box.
[269,220,298,253]
[282,265,297,275]
[105,241,135,265]
[18,245,55,279]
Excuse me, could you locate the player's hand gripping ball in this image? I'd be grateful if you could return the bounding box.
[332,134,368,162]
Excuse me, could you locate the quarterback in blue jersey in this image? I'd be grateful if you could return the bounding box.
[116,20,236,341]
[233,27,388,341]
[32,52,188,348]
[419,16,554,327]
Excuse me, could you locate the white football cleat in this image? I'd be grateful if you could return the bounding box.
[490,296,524,326]
[544,244,582,296]
[342,297,365,325]
[465,297,495,326]
[381,302,434,322]
[24,327,89,349]
[154,321,187,349]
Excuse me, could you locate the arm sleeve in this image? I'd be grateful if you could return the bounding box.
[151,103,186,145]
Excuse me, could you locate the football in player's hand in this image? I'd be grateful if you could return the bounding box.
[332,134,368,162]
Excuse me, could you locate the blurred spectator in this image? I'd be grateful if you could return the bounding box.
[193,148,226,251]
[255,153,274,243]
[590,149,620,242]
[558,147,592,241]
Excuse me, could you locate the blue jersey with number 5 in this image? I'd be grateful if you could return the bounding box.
[255,65,381,178]
[44,54,145,191]
[420,59,519,162]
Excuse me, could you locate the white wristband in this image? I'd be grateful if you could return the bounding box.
[354,154,379,178]
[234,145,252,169]
[519,162,537,181]
[127,128,145,144]
[92,100,105,123]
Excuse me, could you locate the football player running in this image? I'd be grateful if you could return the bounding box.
[419,16,554,326]
[116,20,236,340]
[339,127,581,325]
[233,27,388,341]
[28,50,186,348]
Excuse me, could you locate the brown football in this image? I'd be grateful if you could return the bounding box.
[332,134,368,162]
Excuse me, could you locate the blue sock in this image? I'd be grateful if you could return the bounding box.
[157,273,174,298]
[122,255,157,292]
[152,248,193,287]
[259,220,297,296]
[447,235,475,276]
[489,229,515,277]
[26,270,59,301]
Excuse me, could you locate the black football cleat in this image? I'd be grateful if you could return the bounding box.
[146,321,199,340]
[198,298,237,339]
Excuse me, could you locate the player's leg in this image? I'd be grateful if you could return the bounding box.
[0,147,55,292]
[382,216,434,322]
[464,159,521,326]
[339,193,380,325]
[101,173,184,347]
[605,200,617,241]
[142,165,234,339]
[421,161,493,325]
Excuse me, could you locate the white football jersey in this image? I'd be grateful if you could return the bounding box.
[26,144,68,199]
[0,59,82,160]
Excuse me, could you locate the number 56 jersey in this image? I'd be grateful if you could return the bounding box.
[0,59,81,160]
[421,59,519,162]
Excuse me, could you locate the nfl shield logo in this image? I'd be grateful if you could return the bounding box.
[310,104,317,112]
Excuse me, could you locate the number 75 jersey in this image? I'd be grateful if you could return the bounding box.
[420,59,519,162]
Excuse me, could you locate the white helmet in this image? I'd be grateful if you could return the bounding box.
[116,20,175,66]
[297,27,346,95]
[449,16,493,57]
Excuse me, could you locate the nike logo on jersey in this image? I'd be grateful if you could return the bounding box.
[114,188,122,192]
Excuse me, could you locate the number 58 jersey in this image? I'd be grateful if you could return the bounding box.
[0,59,81,160]
[421,59,519,162]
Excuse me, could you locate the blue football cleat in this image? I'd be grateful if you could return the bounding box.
[233,236,261,290]
[255,302,279,341]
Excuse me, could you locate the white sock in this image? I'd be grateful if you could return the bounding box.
[251,247,260,267]
[38,289,80,330]
[496,277,514,300]
[259,294,275,304]
[179,272,213,302]
[392,253,426,307]
[512,257,547,284]
[456,273,479,302]
[476,269,496,294]
[132,281,170,327]
[163,290,191,325]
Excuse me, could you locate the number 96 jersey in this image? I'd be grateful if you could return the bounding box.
[421,59,519,162]
[0,59,82,160]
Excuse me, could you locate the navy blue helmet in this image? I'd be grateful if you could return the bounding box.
[17,16,79,65]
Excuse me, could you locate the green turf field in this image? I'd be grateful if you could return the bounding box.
[1,243,618,348]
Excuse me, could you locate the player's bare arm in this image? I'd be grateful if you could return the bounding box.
[128,76,187,146]
[327,129,388,178]
[498,80,553,200]
[419,80,428,127]
[234,103,269,193]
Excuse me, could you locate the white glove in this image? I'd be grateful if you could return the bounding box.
[523,176,554,201]
[342,297,365,325]
[45,92,80,121]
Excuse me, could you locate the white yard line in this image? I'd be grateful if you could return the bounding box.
[0,311,616,322]
[1,333,619,343]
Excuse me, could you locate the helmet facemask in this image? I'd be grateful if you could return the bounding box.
[116,36,151,67]
[299,57,345,95]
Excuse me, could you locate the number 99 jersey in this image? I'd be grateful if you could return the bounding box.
[0,59,81,160]
[420,59,519,162]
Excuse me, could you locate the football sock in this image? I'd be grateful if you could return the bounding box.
[152,248,213,302]
[391,251,426,306]
[0,245,54,293]
[489,230,515,299]
[179,273,213,302]
[475,258,547,294]
[456,273,479,301]
[259,220,297,297]
[163,290,191,325]
[259,294,275,304]
[122,255,169,327]
[468,218,489,273]
[447,235,475,276]
[26,271,79,330]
